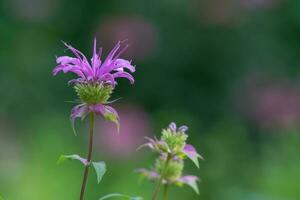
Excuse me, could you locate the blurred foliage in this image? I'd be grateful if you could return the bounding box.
[1,0,300,199]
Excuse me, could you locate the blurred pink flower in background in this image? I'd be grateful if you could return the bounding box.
[95,104,152,159]
[235,72,300,131]
[95,15,158,61]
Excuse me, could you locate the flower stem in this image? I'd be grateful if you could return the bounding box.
[163,184,169,200]
[79,112,95,200]
[151,153,172,200]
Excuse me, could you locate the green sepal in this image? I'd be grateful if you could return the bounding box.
[189,155,200,169]
[186,153,204,169]
[92,161,107,184]
[185,180,199,195]
[175,178,200,195]
[99,193,143,200]
[182,149,204,169]
[57,154,88,166]
[104,112,120,133]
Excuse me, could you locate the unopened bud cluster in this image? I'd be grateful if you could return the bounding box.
[137,122,203,194]
[161,127,188,154]
[155,156,183,182]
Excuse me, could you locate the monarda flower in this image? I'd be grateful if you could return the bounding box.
[53,39,135,133]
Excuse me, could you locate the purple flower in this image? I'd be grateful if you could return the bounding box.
[53,39,136,133]
[53,39,135,86]
[168,122,188,133]
[70,103,120,134]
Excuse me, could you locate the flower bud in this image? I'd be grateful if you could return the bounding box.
[161,129,188,154]
[155,157,184,182]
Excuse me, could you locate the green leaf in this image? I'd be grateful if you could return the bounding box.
[99,193,143,200]
[185,180,199,195]
[0,195,4,200]
[92,161,107,184]
[189,155,200,168]
[182,144,203,169]
[57,154,88,166]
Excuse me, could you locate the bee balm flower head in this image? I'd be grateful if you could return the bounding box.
[53,39,136,133]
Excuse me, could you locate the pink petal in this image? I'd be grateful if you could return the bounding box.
[113,59,136,73]
[70,104,89,135]
[91,38,101,72]
[113,71,135,84]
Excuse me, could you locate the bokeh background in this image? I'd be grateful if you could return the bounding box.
[1,0,300,199]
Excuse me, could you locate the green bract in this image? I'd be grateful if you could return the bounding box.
[75,83,113,104]
[137,122,202,196]
[155,157,183,182]
[161,128,188,153]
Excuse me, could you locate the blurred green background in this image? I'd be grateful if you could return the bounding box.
[1,0,300,199]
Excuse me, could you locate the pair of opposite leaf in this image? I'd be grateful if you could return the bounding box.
[57,154,106,184]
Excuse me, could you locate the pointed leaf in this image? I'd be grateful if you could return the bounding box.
[92,161,107,184]
[178,175,199,195]
[189,155,199,168]
[183,144,203,168]
[186,180,199,195]
[99,193,143,200]
[57,154,88,166]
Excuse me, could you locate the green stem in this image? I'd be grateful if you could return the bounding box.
[79,112,95,200]
[151,153,172,200]
[163,184,169,200]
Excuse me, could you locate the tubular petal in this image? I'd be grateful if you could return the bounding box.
[70,104,89,135]
[112,71,135,84]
